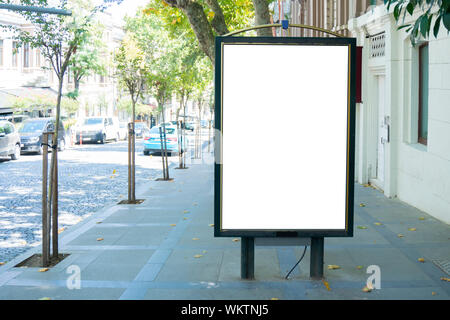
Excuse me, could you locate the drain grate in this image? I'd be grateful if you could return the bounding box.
[431,259,450,276]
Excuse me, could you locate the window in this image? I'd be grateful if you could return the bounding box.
[35,48,41,67]
[0,40,3,66]
[12,41,18,67]
[24,43,30,68]
[418,43,429,145]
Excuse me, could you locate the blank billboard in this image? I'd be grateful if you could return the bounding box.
[215,37,356,237]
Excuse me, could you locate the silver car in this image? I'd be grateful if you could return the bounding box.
[0,120,21,160]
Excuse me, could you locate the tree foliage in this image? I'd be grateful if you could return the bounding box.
[143,0,268,64]
[384,0,450,45]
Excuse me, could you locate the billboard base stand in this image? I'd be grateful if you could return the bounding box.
[310,237,324,279]
[241,237,254,280]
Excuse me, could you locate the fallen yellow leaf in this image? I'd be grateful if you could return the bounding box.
[0,262,5,266]
[359,203,366,207]
[209,224,214,227]
[38,268,49,272]
[322,279,331,291]
[418,258,425,263]
[270,298,279,300]
[192,238,199,241]
[232,238,240,242]
[327,265,340,270]
[362,285,372,293]
[113,169,116,174]
[58,227,65,234]
[441,277,450,282]
[38,297,52,300]
[363,184,370,187]
[183,210,189,213]
[194,254,203,258]
[357,226,368,230]
[398,233,404,238]
[170,224,176,227]
[356,265,363,270]
[96,237,104,241]
[408,228,417,231]
[374,222,383,226]
[432,292,437,296]
[418,217,425,221]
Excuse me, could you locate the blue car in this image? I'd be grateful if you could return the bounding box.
[143,125,182,156]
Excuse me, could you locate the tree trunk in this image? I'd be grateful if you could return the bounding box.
[252,0,273,36]
[165,0,216,63]
[47,75,63,259]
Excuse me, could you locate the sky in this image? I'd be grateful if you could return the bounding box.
[105,0,146,22]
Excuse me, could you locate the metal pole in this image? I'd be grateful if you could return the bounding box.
[310,237,324,279]
[178,121,182,168]
[51,145,58,258]
[0,4,72,16]
[127,122,132,201]
[241,237,255,280]
[132,121,136,201]
[42,133,49,267]
[162,125,169,179]
[159,127,166,179]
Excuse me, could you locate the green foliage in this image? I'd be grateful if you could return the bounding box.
[158,0,256,33]
[60,97,80,115]
[384,0,450,45]
[117,96,157,116]
[113,35,148,108]
[68,18,107,90]
[9,95,54,111]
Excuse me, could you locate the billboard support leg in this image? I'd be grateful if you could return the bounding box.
[241,237,254,280]
[310,237,324,279]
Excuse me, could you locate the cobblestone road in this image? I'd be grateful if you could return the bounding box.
[0,139,180,263]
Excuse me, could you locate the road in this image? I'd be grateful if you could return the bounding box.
[0,137,190,263]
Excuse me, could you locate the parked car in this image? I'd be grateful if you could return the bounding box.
[0,115,30,132]
[200,120,209,128]
[0,120,21,160]
[19,118,66,155]
[143,125,182,156]
[134,122,150,139]
[118,122,128,140]
[75,117,119,144]
[184,122,194,131]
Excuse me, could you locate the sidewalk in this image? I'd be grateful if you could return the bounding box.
[0,150,449,300]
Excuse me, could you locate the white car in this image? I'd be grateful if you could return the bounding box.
[75,117,119,144]
[118,121,128,140]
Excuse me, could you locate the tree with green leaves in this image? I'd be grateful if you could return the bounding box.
[2,0,116,266]
[384,0,450,45]
[143,0,269,64]
[114,34,149,202]
[68,20,107,97]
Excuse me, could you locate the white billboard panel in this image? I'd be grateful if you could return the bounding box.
[215,37,355,237]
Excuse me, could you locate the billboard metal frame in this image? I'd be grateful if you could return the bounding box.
[214,36,357,239]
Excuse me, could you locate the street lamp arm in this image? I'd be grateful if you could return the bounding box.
[0,4,72,16]
[223,24,344,38]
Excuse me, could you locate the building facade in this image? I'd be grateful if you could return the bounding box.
[287,0,449,223]
[0,5,123,120]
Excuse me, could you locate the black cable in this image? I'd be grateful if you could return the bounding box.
[285,245,308,280]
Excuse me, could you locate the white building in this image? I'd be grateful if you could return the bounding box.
[0,5,123,119]
[348,4,450,224]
